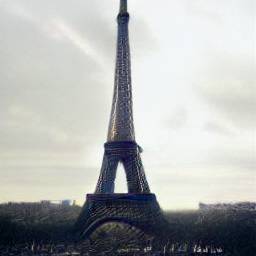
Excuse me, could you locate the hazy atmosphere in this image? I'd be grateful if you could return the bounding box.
[0,0,255,209]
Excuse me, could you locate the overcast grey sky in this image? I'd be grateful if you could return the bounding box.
[0,0,255,209]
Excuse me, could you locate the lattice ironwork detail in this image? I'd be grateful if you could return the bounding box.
[76,0,169,239]
[95,0,151,194]
[76,194,170,238]
[107,7,134,142]
[95,142,150,193]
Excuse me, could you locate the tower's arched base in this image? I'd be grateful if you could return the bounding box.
[75,193,170,239]
[81,221,153,253]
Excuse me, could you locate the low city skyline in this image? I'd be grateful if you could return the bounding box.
[0,0,255,209]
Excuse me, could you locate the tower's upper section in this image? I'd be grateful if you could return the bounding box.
[107,0,135,142]
[119,0,127,13]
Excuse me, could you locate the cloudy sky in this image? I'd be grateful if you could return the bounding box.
[0,0,255,209]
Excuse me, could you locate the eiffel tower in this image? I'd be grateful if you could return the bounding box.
[76,0,169,238]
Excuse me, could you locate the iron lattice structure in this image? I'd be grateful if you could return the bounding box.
[95,0,149,194]
[76,0,169,238]
[77,194,169,238]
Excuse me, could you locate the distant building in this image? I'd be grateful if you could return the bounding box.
[40,200,51,205]
[2,199,76,207]
[39,200,75,206]
[199,202,256,211]
[61,200,72,206]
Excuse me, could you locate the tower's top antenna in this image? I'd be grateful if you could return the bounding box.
[119,0,127,13]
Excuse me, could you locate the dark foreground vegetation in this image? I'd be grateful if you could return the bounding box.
[0,202,255,255]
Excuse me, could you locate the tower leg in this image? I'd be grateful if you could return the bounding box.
[95,154,118,193]
[123,153,150,193]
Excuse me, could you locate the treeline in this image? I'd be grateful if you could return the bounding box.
[0,203,255,255]
[0,215,73,244]
[164,209,256,256]
[0,202,81,225]
[0,203,81,244]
